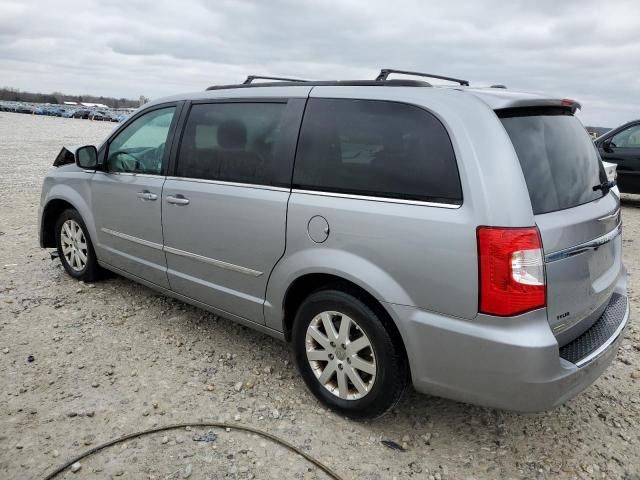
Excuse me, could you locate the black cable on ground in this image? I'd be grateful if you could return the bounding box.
[42,422,344,480]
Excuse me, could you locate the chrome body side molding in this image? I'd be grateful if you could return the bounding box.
[164,246,264,277]
[101,228,263,277]
[101,227,163,251]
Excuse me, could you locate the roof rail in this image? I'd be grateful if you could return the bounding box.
[376,68,470,86]
[206,79,430,91]
[243,75,309,85]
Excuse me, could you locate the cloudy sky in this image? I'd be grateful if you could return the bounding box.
[1,0,639,126]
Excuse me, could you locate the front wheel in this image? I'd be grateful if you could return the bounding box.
[292,289,408,419]
[55,209,101,282]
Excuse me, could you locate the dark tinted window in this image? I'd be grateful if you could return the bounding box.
[500,110,606,215]
[177,102,287,185]
[293,99,462,203]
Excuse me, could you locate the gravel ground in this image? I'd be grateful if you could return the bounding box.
[1,112,639,480]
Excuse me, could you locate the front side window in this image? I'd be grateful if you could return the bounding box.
[106,107,176,174]
[176,102,287,185]
[292,98,462,204]
[611,125,640,148]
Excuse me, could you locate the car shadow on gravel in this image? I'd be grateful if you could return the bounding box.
[96,272,592,426]
[620,193,640,208]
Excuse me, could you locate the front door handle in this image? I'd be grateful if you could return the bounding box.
[166,194,190,206]
[137,191,158,201]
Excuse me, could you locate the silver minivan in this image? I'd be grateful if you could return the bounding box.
[39,70,629,418]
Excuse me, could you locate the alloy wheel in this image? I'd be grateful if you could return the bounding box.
[305,311,377,400]
[60,219,88,272]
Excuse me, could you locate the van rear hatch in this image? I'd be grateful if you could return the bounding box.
[499,107,622,346]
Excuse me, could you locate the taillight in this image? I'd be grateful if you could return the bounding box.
[477,226,546,316]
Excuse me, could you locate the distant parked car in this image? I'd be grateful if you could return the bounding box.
[595,120,640,194]
[73,109,91,119]
[15,104,33,114]
[90,111,107,121]
[105,112,121,122]
[108,112,130,123]
[37,105,61,116]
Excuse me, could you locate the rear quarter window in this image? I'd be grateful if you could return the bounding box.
[293,98,462,204]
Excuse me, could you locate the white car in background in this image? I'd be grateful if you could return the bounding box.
[603,161,619,195]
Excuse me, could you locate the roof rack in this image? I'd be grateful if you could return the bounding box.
[243,75,309,85]
[376,68,470,86]
[206,79,430,91]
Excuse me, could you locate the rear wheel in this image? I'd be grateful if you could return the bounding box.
[292,289,408,419]
[55,209,101,282]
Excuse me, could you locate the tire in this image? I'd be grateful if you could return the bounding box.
[292,289,408,419]
[55,208,101,282]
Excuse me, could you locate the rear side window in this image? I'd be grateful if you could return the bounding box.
[293,98,462,204]
[499,109,607,215]
[177,102,288,186]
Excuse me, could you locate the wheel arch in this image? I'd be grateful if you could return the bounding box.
[40,186,97,250]
[280,272,410,379]
[41,198,76,247]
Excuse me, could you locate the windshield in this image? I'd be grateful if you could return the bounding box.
[500,109,606,215]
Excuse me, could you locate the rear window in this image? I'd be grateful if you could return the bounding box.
[500,109,606,215]
[293,98,462,204]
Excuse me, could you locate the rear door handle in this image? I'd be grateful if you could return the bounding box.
[166,195,190,206]
[136,191,158,201]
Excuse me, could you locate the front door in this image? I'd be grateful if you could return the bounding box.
[161,99,304,323]
[599,123,640,193]
[92,105,178,288]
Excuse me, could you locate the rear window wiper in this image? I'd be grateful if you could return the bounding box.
[593,180,616,193]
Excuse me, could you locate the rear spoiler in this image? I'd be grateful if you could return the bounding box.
[463,88,582,114]
[496,98,581,114]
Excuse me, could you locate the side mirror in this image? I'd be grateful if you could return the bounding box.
[601,138,613,153]
[76,145,98,169]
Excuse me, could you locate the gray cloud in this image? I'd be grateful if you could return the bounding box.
[1,0,638,126]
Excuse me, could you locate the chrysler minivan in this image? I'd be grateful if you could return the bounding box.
[39,69,629,418]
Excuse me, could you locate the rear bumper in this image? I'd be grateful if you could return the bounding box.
[559,292,628,367]
[385,278,629,412]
